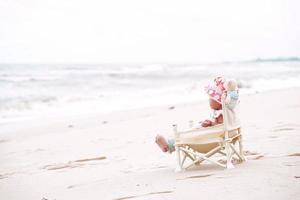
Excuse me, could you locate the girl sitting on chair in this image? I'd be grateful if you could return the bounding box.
[155,77,239,153]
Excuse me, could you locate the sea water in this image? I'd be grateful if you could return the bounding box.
[1,59,300,125]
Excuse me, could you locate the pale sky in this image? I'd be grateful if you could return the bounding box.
[0,0,299,63]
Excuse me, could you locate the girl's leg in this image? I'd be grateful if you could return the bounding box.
[155,135,169,152]
[155,135,175,153]
[215,114,223,124]
[201,119,213,127]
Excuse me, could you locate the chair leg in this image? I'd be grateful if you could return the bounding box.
[230,144,244,161]
[175,146,183,172]
[225,141,234,169]
[238,134,246,162]
[184,151,196,162]
[181,154,187,168]
[182,146,226,169]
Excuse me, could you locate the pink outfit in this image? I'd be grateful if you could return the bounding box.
[211,109,223,119]
[204,77,226,104]
[204,77,226,121]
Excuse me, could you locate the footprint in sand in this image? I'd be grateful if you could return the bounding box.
[43,156,106,171]
[283,161,298,167]
[176,174,213,180]
[0,139,9,143]
[67,184,84,189]
[0,174,7,179]
[272,123,300,132]
[268,135,279,139]
[243,150,264,160]
[73,156,106,163]
[113,191,173,200]
[41,197,56,200]
[287,153,300,157]
[249,155,264,160]
[0,172,15,179]
[43,162,84,170]
[272,127,295,132]
[243,150,259,156]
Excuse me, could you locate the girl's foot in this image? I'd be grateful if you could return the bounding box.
[155,135,169,152]
[201,119,213,127]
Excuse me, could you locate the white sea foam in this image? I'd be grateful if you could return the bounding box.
[1,60,300,125]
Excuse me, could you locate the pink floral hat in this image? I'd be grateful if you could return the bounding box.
[204,77,226,104]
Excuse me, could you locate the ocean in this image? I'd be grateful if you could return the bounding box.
[1,59,300,125]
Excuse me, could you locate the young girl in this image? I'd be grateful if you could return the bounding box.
[155,77,238,153]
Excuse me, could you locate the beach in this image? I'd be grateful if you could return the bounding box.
[1,0,300,199]
[0,87,300,200]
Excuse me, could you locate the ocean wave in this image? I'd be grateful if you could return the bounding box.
[1,61,300,124]
[253,57,300,63]
[0,77,59,83]
[0,96,57,111]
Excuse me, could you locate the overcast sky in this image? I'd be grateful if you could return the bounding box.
[0,0,299,63]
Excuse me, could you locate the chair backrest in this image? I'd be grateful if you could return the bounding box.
[221,98,241,140]
[222,99,229,131]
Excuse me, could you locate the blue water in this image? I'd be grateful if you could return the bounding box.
[1,59,300,124]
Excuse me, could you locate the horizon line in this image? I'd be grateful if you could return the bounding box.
[0,56,299,65]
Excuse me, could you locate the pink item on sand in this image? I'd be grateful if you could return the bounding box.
[204,77,226,104]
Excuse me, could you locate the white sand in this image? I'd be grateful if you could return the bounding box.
[0,88,300,200]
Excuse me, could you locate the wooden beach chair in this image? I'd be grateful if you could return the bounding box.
[173,100,246,171]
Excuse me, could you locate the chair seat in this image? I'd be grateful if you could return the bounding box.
[177,143,220,154]
[175,125,239,145]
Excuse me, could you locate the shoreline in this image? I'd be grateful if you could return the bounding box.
[1,86,300,136]
[1,78,300,128]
